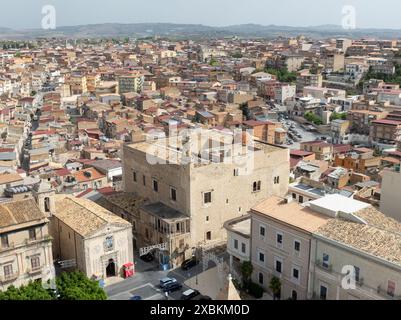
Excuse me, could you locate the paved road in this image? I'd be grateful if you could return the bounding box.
[105,258,199,301]
[105,249,229,301]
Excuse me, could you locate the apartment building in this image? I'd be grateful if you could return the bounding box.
[347,110,388,135]
[0,198,55,291]
[118,73,145,94]
[68,74,87,95]
[122,129,289,266]
[370,119,401,146]
[249,193,401,300]
[331,119,350,144]
[296,70,323,93]
[300,141,333,161]
[310,196,401,300]
[250,196,330,300]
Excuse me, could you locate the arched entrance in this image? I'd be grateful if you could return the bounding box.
[106,259,116,277]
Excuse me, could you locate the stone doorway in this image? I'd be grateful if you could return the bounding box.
[106,259,116,277]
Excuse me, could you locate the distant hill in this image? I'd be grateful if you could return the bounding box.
[1,23,401,40]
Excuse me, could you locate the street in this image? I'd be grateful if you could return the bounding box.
[105,250,229,301]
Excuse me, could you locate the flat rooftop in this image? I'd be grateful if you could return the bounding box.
[309,194,370,215]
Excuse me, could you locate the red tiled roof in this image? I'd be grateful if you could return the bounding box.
[55,168,71,176]
[372,119,401,125]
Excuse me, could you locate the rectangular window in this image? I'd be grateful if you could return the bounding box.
[31,257,40,270]
[292,193,296,199]
[204,192,212,204]
[241,243,246,253]
[299,195,304,203]
[206,231,211,241]
[133,171,137,182]
[294,241,301,253]
[3,264,13,278]
[170,188,177,201]
[1,235,9,248]
[354,266,360,282]
[253,181,261,192]
[258,272,264,285]
[259,252,265,263]
[234,169,239,176]
[142,175,146,186]
[320,285,328,300]
[152,179,158,192]
[275,259,282,273]
[274,176,280,184]
[260,225,266,237]
[292,267,299,280]
[276,233,283,248]
[322,253,330,269]
[29,229,36,241]
[234,239,238,249]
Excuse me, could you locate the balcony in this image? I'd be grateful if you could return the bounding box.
[0,272,19,283]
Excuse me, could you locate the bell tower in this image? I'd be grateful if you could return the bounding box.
[33,180,56,216]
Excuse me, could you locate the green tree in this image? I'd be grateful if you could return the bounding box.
[304,111,322,125]
[269,276,282,300]
[330,112,347,121]
[0,282,54,300]
[0,271,107,300]
[265,67,297,83]
[240,261,253,287]
[56,271,107,300]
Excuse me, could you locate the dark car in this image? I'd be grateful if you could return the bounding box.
[180,289,200,300]
[130,295,142,300]
[140,252,154,262]
[162,281,182,293]
[181,257,198,270]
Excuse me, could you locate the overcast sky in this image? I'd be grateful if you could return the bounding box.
[1,0,400,29]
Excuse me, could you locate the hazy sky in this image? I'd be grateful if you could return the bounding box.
[1,0,400,29]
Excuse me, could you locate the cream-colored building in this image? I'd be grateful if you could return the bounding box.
[380,167,401,222]
[0,198,55,291]
[224,214,251,275]
[310,203,401,300]
[122,129,289,266]
[248,193,401,300]
[50,195,133,279]
[250,196,330,300]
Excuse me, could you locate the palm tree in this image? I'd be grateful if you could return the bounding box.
[269,276,281,300]
[240,261,253,288]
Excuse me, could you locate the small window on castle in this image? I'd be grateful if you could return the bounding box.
[44,197,50,213]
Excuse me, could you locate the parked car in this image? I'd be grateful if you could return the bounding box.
[181,289,200,300]
[181,257,198,270]
[159,277,177,288]
[130,295,142,300]
[140,252,154,262]
[162,281,182,293]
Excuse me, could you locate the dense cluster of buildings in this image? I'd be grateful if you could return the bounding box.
[1,35,401,299]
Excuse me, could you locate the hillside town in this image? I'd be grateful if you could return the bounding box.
[2,35,401,301]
